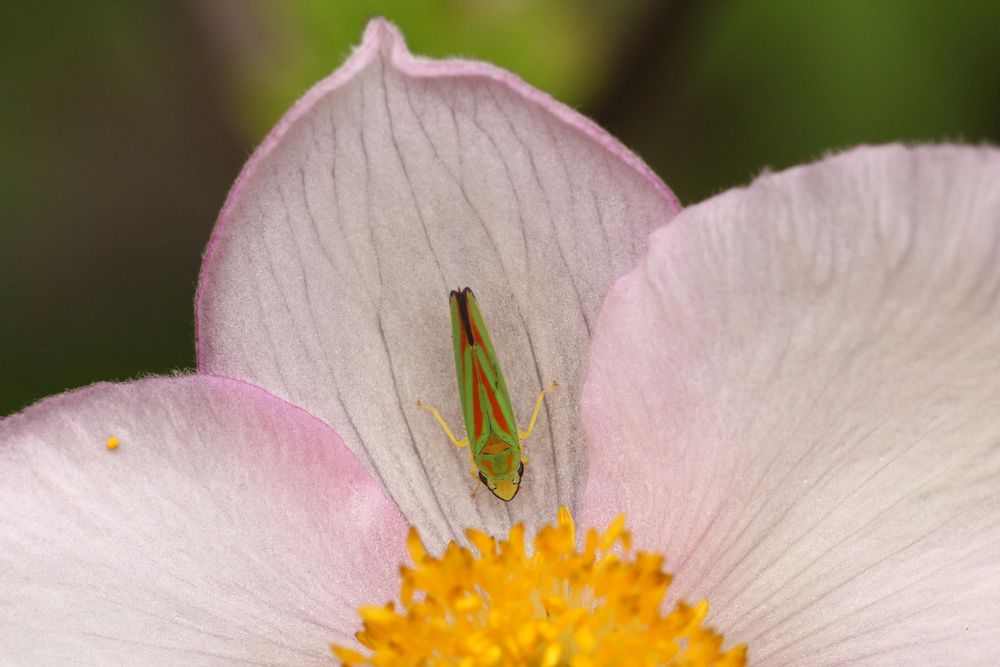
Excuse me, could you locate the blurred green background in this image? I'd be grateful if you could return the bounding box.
[3,1,999,416]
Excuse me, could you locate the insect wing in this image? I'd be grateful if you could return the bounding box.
[465,291,519,446]
[450,288,520,449]
[450,292,479,445]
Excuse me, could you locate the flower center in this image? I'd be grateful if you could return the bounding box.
[332,508,745,666]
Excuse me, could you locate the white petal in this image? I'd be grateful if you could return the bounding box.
[196,19,678,548]
[581,145,1000,664]
[0,376,407,665]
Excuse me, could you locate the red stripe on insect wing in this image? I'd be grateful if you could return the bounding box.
[476,363,511,433]
[468,311,489,350]
[472,359,484,438]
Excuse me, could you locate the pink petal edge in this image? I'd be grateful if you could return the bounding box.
[0,374,407,664]
[194,17,677,358]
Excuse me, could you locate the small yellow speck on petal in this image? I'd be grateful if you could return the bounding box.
[105,436,119,450]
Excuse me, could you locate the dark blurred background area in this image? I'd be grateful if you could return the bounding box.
[3,0,999,416]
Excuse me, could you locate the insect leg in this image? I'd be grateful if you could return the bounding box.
[416,400,469,448]
[470,466,482,498]
[517,380,559,441]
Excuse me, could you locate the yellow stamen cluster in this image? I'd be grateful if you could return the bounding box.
[332,507,745,666]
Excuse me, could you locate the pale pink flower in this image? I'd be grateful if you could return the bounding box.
[2,19,998,665]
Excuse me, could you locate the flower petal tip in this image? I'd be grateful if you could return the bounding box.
[196,19,681,548]
[361,17,405,55]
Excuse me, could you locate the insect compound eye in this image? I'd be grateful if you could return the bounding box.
[517,462,524,478]
[478,471,490,487]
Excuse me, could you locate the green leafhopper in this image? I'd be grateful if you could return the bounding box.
[417,288,557,501]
